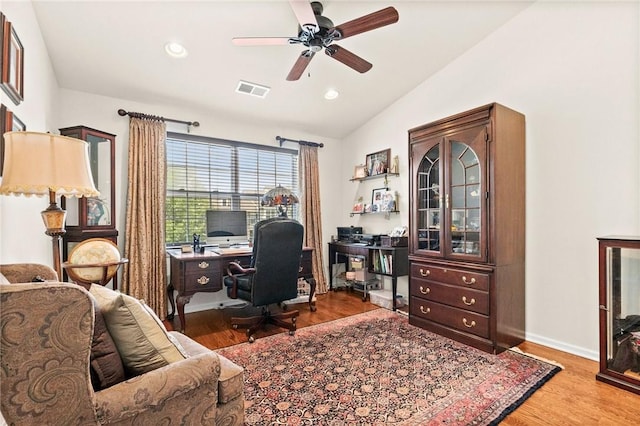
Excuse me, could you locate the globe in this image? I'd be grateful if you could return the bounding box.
[65,238,123,285]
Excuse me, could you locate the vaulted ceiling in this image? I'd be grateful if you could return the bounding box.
[32,1,532,139]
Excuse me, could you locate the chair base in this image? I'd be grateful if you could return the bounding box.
[231,307,299,343]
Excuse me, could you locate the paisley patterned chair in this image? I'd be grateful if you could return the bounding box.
[0,263,244,425]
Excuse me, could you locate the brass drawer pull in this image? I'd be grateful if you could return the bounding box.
[462,276,476,285]
[419,269,430,277]
[462,296,476,306]
[420,306,431,314]
[420,286,430,294]
[197,276,210,285]
[463,318,476,328]
[198,261,209,269]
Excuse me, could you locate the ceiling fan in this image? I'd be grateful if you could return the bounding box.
[232,1,399,81]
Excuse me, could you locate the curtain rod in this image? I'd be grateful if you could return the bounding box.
[276,136,324,148]
[117,109,200,128]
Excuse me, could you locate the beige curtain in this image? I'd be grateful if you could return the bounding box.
[121,117,168,318]
[299,145,327,293]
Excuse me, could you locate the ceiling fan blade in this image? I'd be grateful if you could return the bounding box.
[331,6,399,40]
[289,0,319,32]
[232,37,292,46]
[287,51,316,81]
[325,45,372,74]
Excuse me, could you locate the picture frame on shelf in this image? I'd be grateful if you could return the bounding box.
[366,149,390,176]
[372,187,387,209]
[0,103,25,176]
[1,13,24,105]
[380,190,396,212]
[353,164,368,179]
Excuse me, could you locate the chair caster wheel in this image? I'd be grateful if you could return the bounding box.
[289,330,295,336]
[232,324,238,329]
[248,336,255,343]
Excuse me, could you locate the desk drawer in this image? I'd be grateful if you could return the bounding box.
[184,270,222,292]
[409,296,489,339]
[410,279,489,315]
[184,259,217,274]
[182,259,221,292]
[410,262,489,291]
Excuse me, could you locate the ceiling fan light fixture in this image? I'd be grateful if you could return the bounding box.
[164,42,188,58]
[324,89,339,100]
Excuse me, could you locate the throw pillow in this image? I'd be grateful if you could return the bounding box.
[89,301,126,390]
[89,285,185,376]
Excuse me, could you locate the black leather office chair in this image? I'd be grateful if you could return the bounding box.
[224,217,304,342]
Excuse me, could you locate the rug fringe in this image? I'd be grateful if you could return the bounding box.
[509,347,565,369]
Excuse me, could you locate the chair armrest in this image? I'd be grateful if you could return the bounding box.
[0,283,97,424]
[225,262,255,299]
[226,262,255,276]
[94,352,222,424]
[0,263,58,283]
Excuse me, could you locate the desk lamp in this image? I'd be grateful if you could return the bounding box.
[261,185,299,217]
[0,131,99,280]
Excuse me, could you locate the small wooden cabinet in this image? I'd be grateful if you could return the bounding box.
[408,103,525,353]
[596,236,640,394]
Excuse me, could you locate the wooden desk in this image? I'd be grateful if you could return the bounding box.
[328,242,408,311]
[168,247,316,332]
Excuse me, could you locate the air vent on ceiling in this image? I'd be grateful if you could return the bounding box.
[235,80,270,98]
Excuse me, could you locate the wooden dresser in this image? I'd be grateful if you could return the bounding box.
[407,103,525,353]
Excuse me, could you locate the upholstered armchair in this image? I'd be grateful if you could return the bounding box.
[0,263,244,425]
[224,217,304,342]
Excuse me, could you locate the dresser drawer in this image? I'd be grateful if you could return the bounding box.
[410,279,489,315]
[409,296,489,339]
[411,262,489,291]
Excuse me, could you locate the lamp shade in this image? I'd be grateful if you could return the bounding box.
[0,131,99,198]
[261,185,299,207]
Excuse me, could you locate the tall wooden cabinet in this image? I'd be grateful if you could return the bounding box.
[407,103,525,353]
[60,126,119,287]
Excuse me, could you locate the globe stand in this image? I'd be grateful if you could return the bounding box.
[62,238,128,289]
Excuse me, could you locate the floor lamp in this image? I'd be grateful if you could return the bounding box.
[0,131,99,280]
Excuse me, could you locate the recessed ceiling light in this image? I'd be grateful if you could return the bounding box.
[165,42,188,58]
[324,89,339,100]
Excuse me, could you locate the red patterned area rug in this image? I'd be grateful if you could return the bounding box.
[217,309,561,425]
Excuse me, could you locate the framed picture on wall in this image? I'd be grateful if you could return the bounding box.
[0,103,25,176]
[1,13,25,105]
[366,149,390,176]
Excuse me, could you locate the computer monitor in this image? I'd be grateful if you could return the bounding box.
[205,210,249,247]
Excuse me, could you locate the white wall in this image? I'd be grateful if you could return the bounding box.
[341,1,640,360]
[0,1,60,266]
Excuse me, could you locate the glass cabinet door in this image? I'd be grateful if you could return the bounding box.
[598,237,640,394]
[60,126,116,230]
[415,141,441,253]
[413,126,487,261]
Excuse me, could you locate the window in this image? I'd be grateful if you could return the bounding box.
[165,132,298,244]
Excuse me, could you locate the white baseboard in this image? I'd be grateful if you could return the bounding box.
[525,331,598,361]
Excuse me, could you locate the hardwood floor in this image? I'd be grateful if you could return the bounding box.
[167,290,640,425]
